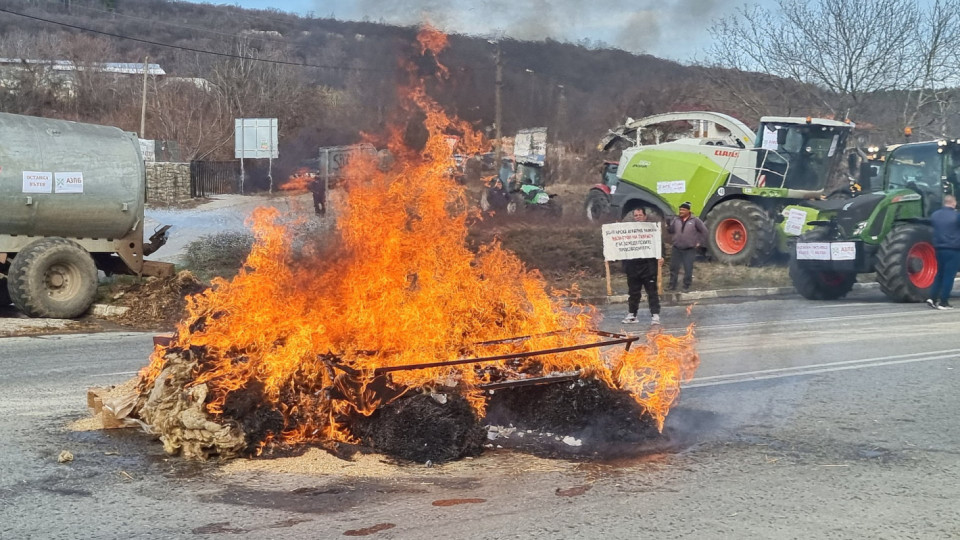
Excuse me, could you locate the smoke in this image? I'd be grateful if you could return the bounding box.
[312,0,724,60]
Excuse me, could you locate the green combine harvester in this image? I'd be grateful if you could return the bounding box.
[589,111,854,265]
[788,138,960,302]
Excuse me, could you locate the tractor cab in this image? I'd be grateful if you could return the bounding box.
[882,140,960,214]
[755,118,853,193]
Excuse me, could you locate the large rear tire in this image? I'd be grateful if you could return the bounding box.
[8,238,99,318]
[584,189,610,222]
[875,223,936,302]
[706,200,776,266]
[789,231,856,300]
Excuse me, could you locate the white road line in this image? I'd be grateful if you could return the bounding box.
[685,349,960,388]
[693,308,948,332]
[88,371,140,378]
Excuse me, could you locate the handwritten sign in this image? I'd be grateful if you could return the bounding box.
[55,172,84,194]
[796,242,830,260]
[602,222,662,261]
[783,208,808,236]
[22,171,52,193]
[656,180,685,194]
[762,127,779,150]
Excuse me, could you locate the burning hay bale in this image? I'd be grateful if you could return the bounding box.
[125,25,701,464]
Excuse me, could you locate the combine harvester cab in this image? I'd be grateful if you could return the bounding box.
[593,111,853,265]
[789,138,960,302]
[0,112,173,318]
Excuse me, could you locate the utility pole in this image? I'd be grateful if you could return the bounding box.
[494,41,503,165]
[140,56,148,138]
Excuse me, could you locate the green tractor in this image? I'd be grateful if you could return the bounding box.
[592,111,854,265]
[788,138,960,302]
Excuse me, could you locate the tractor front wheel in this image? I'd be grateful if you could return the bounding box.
[875,223,936,302]
[706,200,776,266]
[789,231,856,300]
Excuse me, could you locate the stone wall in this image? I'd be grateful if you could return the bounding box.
[146,162,191,205]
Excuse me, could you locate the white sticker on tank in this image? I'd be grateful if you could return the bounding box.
[55,172,84,193]
[22,171,52,193]
[656,180,686,194]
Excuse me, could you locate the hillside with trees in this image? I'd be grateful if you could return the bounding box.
[0,0,956,182]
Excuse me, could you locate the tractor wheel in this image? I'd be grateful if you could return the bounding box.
[7,238,99,318]
[584,190,610,222]
[706,200,776,266]
[789,231,856,300]
[875,223,936,302]
[506,194,523,215]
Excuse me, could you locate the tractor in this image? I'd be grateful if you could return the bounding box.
[591,111,854,265]
[788,138,960,302]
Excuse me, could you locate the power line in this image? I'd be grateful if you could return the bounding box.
[0,6,386,73]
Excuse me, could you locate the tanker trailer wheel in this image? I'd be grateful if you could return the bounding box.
[706,200,775,266]
[584,189,610,222]
[7,238,99,318]
[789,231,856,300]
[875,223,936,302]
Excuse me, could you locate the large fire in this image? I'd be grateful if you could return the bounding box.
[136,25,698,458]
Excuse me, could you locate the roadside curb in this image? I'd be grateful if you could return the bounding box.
[581,281,884,306]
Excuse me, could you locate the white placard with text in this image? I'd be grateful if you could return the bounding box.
[22,171,52,193]
[602,222,662,261]
[55,172,84,193]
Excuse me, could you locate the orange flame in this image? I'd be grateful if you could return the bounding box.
[279,168,315,192]
[139,25,698,448]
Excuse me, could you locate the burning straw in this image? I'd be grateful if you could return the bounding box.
[131,25,699,461]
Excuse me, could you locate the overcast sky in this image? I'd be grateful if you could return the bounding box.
[187,0,733,61]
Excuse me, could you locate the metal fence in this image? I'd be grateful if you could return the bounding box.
[190,161,241,197]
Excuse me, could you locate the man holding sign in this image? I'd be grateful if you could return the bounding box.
[602,208,663,325]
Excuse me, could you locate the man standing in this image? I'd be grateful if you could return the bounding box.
[621,207,662,325]
[667,201,708,291]
[309,176,326,217]
[926,194,960,309]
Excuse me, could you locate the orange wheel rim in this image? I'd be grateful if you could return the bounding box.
[907,242,937,288]
[716,218,748,255]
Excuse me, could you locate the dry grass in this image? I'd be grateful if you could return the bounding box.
[467,213,794,299]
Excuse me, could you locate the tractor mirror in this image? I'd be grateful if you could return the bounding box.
[777,128,788,146]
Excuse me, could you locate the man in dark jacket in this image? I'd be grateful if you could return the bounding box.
[621,207,662,325]
[926,194,960,309]
[667,201,708,291]
[309,177,326,217]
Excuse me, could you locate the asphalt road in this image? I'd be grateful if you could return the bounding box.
[1,289,959,539]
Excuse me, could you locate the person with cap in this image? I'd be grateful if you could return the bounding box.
[926,194,960,309]
[621,207,662,326]
[667,201,707,291]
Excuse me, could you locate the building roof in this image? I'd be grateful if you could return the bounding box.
[0,58,166,75]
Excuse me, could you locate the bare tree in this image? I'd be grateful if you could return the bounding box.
[707,0,921,116]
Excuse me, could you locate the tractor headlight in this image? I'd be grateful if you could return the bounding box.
[852,221,867,236]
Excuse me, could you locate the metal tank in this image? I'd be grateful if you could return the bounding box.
[0,112,144,239]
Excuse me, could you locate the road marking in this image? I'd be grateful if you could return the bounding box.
[692,308,951,332]
[685,349,960,388]
[89,371,140,378]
